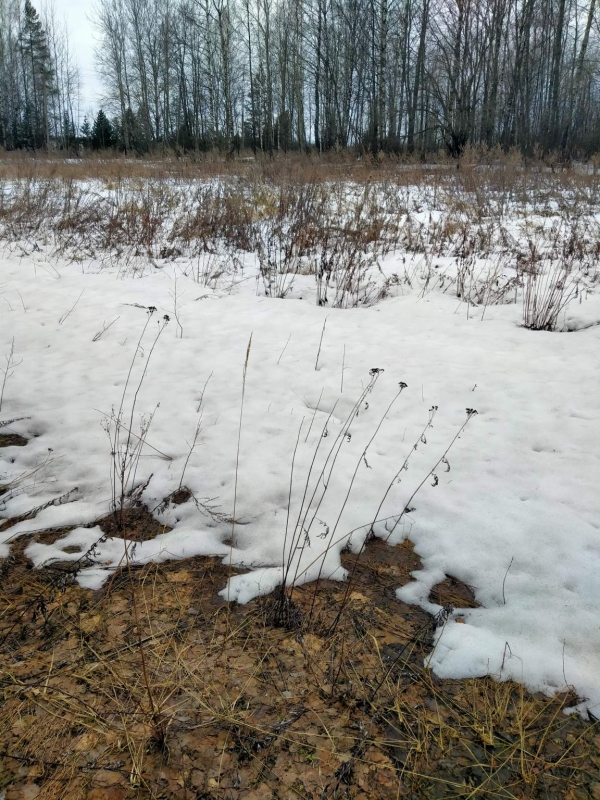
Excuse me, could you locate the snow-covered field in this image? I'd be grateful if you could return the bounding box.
[1,172,600,714]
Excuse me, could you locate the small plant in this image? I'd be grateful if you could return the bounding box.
[169,274,184,338]
[323,403,478,632]
[523,258,577,331]
[257,227,300,299]
[102,309,170,531]
[269,382,478,635]
[0,338,22,413]
[314,228,384,309]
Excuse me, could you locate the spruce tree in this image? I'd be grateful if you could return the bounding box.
[80,116,92,145]
[91,109,114,149]
[19,0,53,149]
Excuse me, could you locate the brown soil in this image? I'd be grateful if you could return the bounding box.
[98,507,173,542]
[429,576,479,610]
[0,433,27,448]
[0,510,599,800]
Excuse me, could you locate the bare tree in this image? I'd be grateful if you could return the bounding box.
[4,0,600,156]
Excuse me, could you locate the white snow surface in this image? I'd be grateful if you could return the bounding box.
[1,220,600,715]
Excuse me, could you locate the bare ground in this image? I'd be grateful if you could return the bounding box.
[1,503,599,800]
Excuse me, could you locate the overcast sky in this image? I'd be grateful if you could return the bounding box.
[53,0,103,119]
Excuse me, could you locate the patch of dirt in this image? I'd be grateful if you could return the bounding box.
[97,506,173,542]
[429,575,480,609]
[169,487,192,505]
[0,534,598,800]
[0,433,27,447]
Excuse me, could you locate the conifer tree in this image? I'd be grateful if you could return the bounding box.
[19,0,53,149]
[91,109,114,149]
[80,116,92,145]
[61,112,76,148]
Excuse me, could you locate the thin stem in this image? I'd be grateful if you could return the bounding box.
[277,333,292,365]
[228,333,253,602]
[314,316,328,371]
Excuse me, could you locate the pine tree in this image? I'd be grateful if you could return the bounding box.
[91,109,114,149]
[19,0,53,149]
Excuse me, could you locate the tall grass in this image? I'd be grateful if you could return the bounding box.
[1,156,599,325]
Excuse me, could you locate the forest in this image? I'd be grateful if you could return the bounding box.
[1,0,600,156]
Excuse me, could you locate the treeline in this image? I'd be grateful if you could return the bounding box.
[2,0,600,157]
[93,0,600,157]
[0,0,79,150]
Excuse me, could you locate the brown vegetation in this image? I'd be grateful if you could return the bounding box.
[0,146,599,184]
[1,508,599,800]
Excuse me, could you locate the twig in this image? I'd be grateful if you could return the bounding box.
[304,388,324,443]
[315,316,328,371]
[170,274,184,338]
[0,416,30,429]
[502,556,514,605]
[0,338,22,413]
[179,416,202,489]
[92,316,120,342]
[10,487,79,523]
[282,418,305,578]
[95,409,172,460]
[385,409,478,541]
[58,289,84,325]
[230,334,253,554]
[277,333,292,365]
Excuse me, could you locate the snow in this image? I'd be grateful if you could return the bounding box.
[1,182,600,714]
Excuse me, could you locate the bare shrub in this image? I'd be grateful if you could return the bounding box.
[523,259,577,331]
[101,310,170,530]
[257,228,301,299]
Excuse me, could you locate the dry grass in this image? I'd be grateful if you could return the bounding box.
[0,149,438,184]
[1,510,598,800]
[1,151,599,318]
[1,146,599,193]
[2,153,599,251]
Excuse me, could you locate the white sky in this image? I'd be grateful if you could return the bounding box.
[51,0,103,119]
